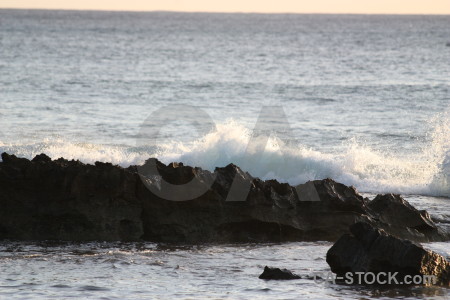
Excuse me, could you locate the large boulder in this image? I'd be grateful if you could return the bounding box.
[326,222,450,286]
[0,152,448,242]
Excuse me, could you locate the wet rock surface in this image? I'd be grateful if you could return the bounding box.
[326,222,450,286]
[259,266,301,280]
[0,153,448,243]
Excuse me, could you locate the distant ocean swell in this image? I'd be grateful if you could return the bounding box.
[0,112,449,198]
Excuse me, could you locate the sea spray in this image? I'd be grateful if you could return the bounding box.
[0,114,449,198]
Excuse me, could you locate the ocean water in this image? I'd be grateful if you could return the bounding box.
[0,9,449,299]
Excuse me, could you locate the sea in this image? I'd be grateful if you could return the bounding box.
[0,9,449,299]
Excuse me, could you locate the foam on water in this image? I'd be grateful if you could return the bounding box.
[0,139,146,167]
[1,113,449,198]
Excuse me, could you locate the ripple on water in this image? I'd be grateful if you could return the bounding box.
[0,241,448,299]
[51,284,71,289]
[78,285,110,292]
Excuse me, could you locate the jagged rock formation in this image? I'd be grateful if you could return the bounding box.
[326,222,450,286]
[0,153,448,243]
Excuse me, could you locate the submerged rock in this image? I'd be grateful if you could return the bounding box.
[326,222,450,286]
[259,266,301,280]
[0,152,448,243]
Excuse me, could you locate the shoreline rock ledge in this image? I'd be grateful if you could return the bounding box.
[0,153,448,243]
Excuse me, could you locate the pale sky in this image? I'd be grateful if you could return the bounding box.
[1,0,450,14]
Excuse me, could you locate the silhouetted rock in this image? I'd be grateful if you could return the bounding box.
[31,153,52,163]
[259,266,301,280]
[326,222,450,286]
[0,153,448,242]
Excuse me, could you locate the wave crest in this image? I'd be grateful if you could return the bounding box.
[0,115,448,198]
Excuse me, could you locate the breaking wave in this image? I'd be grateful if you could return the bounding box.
[0,113,448,198]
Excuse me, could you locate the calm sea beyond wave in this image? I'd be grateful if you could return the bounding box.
[0,9,450,299]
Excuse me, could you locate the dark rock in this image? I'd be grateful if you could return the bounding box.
[368,194,436,231]
[367,194,445,241]
[0,153,143,241]
[1,153,30,169]
[326,222,450,286]
[259,266,301,280]
[32,153,52,163]
[0,152,448,242]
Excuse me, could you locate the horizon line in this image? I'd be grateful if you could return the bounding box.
[1,7,450,16]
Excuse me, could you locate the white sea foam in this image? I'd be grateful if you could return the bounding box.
[154,117,449,198]
[0,115,449,198]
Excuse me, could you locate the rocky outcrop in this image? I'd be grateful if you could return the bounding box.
[0,153,144,241]
[259,266,301,280]
[0,152,448,243]
[367,194,439,239]
[326,222,450,286]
